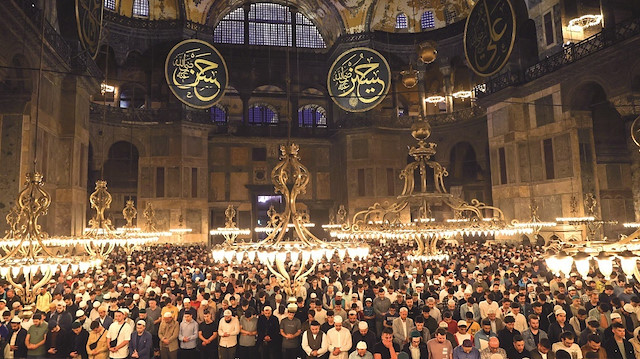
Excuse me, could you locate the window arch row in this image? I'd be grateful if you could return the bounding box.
[249,103,279,125]
[298,104,327,128]
[213,3,326,48]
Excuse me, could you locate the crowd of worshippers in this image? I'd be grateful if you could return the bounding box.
[1,243,640,359]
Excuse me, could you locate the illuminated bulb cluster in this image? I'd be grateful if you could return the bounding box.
[546,250,638,279]
[452,91,473,99]
[209,228,252,236]
[0,257,102,278]
[425,96,446,104]
[211,244,370,265]
[255,223,316,233]
[513,221,557,228]
[407,253,450,262]
[331,226,532,240]
[556,216,596,222]
[568,14,603,32]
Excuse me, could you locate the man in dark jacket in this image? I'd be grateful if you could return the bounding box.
[8,316,28,359]
[401,331,428,359]
[45,319,71,359]
[603,322,635,359]
[69,321,89,359]
[257,306,281,359]
[129,320,153,359]
[350,322,376,354]
[50,303,73,333]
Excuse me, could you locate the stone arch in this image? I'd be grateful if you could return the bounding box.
[570,81,627,163]
[100,141,140,223]
[448,141,481,183]
[568,80,608,111]
[252,85,286,95]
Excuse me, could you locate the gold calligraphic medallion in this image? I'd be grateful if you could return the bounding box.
[75,0,103,59]
[631,115,640,149]
[165,39,228,109]
[464,0,516,77]
[327,47,391,113]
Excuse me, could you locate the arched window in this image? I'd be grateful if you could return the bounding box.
[298,105,327,128]
[104,0,115,11]
[248,104,278,125]
[132,0,149,17]
[396,13,408,29]
[421,11,435,29]
[119,83,146,109]
[214,3,326,48]
[210,106,227,124]
[213,7,244,44]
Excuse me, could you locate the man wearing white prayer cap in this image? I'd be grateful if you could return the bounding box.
[327,316,351,359]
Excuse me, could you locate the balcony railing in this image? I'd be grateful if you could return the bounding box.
[334,106,485,129]
[475,15,640,98]
[15,1,101,77]
[90,103,485,134]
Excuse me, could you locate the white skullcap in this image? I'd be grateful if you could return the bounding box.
[358,321,368,330]
[93,301,101,308]
[334,315,343,323]
[163,312,173,318]
[356,341,367,350]
[223,309,232,316]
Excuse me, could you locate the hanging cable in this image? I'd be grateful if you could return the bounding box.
[32,0,47,173]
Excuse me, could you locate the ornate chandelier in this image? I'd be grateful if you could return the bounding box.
[211,144,369,296]
[209,205,251,241]
[331,120,531,261]
[0,173,100,304]
[82,180,156,257]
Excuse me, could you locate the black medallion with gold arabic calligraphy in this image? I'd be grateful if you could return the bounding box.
[327,47,391,113]
[464,0,516,77]
[75,0,103,59]
[165,39,228,109]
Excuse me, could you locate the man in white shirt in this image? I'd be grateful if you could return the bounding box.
[551,331,582,359]
[302,320,329,358]
[327,316,352,359]
[479,293,499,320]
[107,309,133,359]
[510,303,528,333]
[218,309,240,359]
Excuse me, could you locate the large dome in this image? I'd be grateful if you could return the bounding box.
[103,0,472,46]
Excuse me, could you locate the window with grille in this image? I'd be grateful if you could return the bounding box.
[421,11,435,29]
[445,8,458,24]
[104,0,115,11]
[248,104,278,125]
[214,3,325,48]
[296,12,325,48]
[213,7,245,44]
[210,106,227,124]
[132,0,149,17]
[298,105,327,128]
[396,13,408,29]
